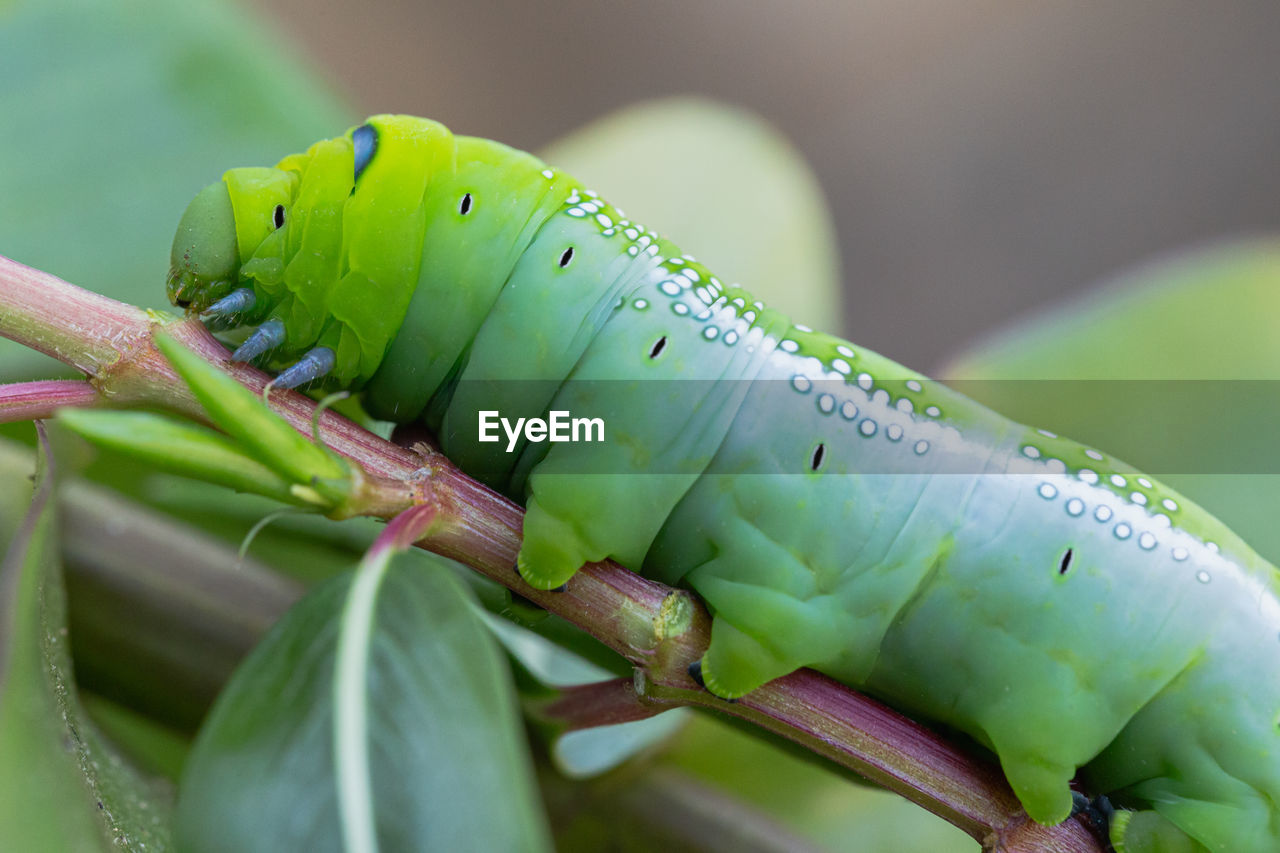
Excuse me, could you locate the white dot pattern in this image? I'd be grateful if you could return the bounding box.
[556,183,1228,584]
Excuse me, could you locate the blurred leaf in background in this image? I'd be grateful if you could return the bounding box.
[0,0,352,382]
[542,97,842,331]
[944,240,1280,565]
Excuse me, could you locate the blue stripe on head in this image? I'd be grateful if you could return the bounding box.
[353,124,377,181]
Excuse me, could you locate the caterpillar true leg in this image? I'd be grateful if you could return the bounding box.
[202,287,256,319]
[231,319,285,362]
[273,346,336,389]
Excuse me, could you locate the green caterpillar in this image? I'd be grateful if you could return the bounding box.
[167,114,1280,853]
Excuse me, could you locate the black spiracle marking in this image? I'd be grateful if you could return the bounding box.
[353,124,377,181]
[810,443,826,471]
[273,204,286,229]
[459,192,473,215]
[1059,548,1074,575]
[559,246,575,268]
[649,336,667,359]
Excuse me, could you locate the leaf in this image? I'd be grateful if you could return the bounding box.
[0,429,173,851]
[153,332,351,505]
[80,692,191,783]
[59,408,299,505]
[175,550,552,853]
[542,97,843,332]
[942,239,1280,562]
[0,0,353,382]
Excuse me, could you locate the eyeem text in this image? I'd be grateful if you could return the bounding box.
[478,410,606,453]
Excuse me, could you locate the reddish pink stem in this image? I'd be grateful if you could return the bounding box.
[0,256,149,374]
[529,677,666,732]
[0,379,99,422]
[373,504,441,556]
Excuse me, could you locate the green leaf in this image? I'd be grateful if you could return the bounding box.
[154,332,351,506]
[542,97,843,332]
[0,432,173,852]
[81,692,190,783]
[0,0,352,382]
[176,551,552,853]
[59,408,299,505]
[942,239,1280,562]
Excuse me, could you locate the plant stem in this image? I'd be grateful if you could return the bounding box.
[0,258,148,374]
[527,677,665,733]
[0,380,99,421]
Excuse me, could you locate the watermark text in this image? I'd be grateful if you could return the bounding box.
[478,410,605,453]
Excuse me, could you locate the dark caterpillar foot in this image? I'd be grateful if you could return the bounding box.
[688,660,705,688]
[686,660,738,703]
[1070,792,1117,853]
[389,422,439,452]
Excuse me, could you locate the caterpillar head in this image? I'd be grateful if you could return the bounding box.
[164,117,450,390]
[167,181,237,310]
[167,167,296,312]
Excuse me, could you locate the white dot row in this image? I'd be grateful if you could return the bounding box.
[790,377,930,455]
[1022,443,1180,515]
[1035,479,1218,577]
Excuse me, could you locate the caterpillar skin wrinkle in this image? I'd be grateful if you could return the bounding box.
[167,115,1280,852]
